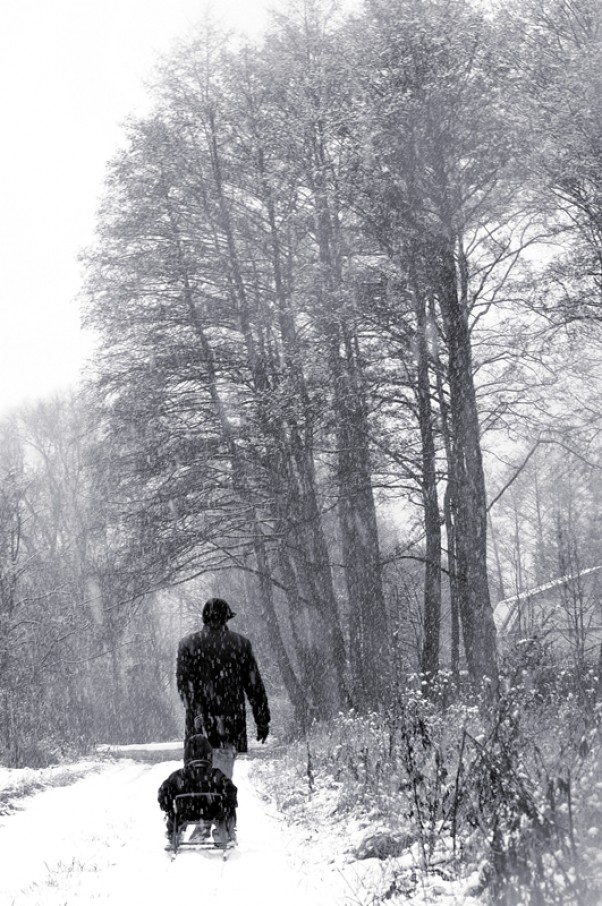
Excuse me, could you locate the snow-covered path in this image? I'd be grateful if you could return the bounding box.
[0,756,349,906]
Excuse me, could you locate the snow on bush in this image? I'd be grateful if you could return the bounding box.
[252,670,602,906]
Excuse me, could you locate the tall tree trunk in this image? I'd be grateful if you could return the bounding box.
[411,256,442,682]
[434,238,498,691]
[250,522,310,727]
[444,482,461,687]
[335,340,390,709]
[309,150,390,709]
[271,465,350,718]
[433,293,462,687]
[259,171,351,713]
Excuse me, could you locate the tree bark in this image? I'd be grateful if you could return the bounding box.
[309,141,390,709]
[410,253,442,682]
[434,237,498,691]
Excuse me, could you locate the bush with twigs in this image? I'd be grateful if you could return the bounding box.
[253,660,602,905]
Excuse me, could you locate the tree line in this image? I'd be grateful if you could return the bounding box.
[2,0,602,765]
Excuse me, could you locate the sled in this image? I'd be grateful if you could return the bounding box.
[169,792,236,860]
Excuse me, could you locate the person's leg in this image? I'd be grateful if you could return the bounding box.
[189,819,212,841]
[212,743,237,779]
[212,808,237,845]
[165,812,176,845]
[184,709,197,743]
[226,808,237,843]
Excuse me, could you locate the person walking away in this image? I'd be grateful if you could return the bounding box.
[176,597,271,779]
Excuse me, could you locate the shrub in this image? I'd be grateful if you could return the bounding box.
[255,669,602,905]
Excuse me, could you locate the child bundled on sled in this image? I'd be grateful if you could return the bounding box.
[157,733,238,847]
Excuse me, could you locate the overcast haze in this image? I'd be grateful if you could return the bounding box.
[0,0,271,416]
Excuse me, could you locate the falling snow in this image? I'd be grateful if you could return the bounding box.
[0,743,482,906]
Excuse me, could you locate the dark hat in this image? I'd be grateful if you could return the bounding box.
[184,734,213,764]
[202,597,236,625]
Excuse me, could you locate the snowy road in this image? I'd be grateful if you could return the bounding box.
[0,757,349,906]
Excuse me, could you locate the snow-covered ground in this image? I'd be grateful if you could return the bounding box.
[0,748,351,906]
[0,745,481,906]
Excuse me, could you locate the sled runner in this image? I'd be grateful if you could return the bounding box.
[169,792,237,860]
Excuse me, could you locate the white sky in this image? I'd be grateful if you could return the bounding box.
[0,0,273,417]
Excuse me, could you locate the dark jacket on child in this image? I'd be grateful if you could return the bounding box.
[158,735,238,829]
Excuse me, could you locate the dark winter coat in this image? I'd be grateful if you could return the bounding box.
[176,626,270,752]
[157,761,238,821]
